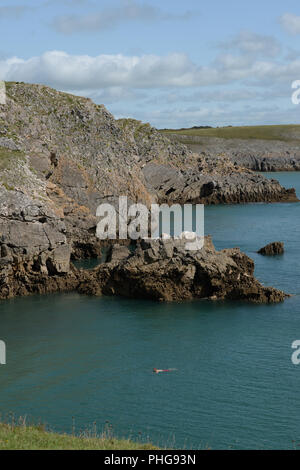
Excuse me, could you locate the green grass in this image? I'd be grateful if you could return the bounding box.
[117,118,154,138]
[0,148,25,170]
[160,124,300,142]
[0,422,158,450]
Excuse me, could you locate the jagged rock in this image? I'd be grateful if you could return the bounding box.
[0,236,287,303]
[107,244,131,264]
[258,242,284,256]
[82,236,287,303]
[142,159,298,205]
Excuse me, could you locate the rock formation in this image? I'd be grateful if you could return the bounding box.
[0,236,286,304]
[0,82,295,302]
[142,157,297,205]
[258,242,285,256]
[84,237,286,303]
[167,134,300,172]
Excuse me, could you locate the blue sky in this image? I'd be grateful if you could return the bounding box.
[1,0,300,128]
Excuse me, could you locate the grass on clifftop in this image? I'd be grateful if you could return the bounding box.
[160,124,300,142]
[0,422,158,450]
[0,148,25,171]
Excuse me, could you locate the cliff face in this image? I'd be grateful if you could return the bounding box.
[167,134,300,171]
[0,82,297,301]
[0,82,194,259]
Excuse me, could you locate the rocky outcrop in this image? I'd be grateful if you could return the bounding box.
[142,157,297,205]
[0,235,287,304]
[226,152,300,172]
[78,237,287,303]
[258,242,284,256]
[167,134,300,172]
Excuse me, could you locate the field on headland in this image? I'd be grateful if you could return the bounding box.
[160,124,300,142]
[161,124,300,172]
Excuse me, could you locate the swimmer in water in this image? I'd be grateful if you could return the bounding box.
[153,368,176,374]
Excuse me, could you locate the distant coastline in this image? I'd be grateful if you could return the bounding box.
[161,125,300,171]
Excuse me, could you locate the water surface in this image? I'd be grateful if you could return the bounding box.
[1,172,300,449]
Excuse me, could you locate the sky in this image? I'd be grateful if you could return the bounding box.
[1,0,300,128]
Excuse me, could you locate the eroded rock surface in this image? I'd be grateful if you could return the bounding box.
[142,157,297,205]
[78,237,287,304]
[168,134,300,172]
[0,236,287,304]
[258,242,284,256]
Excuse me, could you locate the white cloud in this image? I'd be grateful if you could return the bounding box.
[52,0,195,34]
[220,31,281,58]
[1,50,300,93]
[280,13,300,35]
[1,44,299,128]
[0,51,217,89]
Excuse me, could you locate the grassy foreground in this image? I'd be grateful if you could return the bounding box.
[0,423,158,450]
[160,124,300,141]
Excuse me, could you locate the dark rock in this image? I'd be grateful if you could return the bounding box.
[0,236,287,304]
[258,242,284,256]
[81,236,287,304]
[107,244,131,263]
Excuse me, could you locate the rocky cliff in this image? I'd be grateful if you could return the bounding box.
[167,134,300,171]
[0,82,296,302]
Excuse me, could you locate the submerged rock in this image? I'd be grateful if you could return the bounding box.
[258,242,284,256]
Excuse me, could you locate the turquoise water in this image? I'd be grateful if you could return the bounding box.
[1,172,300,449]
